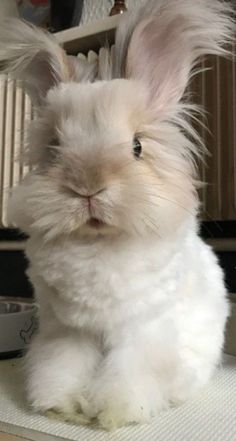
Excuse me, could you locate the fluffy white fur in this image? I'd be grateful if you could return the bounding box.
[1,0,235,430]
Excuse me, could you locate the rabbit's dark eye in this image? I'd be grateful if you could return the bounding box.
[46,137,60,158]
[50,136,60,147]
[133,138,142,158]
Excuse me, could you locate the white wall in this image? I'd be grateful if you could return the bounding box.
[81,0,145,25]
[0,0,19,18]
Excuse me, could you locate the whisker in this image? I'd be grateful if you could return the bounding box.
[154,194,196,217]
[119,189,196,218]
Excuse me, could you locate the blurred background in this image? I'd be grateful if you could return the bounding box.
[0,0,146,30]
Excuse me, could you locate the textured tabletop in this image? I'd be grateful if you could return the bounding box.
[0,355,235,441]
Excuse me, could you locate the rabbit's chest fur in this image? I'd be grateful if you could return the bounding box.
[27,231,188,333]
[26,224,226,338]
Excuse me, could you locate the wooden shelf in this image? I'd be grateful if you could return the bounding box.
[205,238,236,252]
[55,15,121,54]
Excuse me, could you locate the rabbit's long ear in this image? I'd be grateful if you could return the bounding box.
[0,19,74,104]
[115,0,235,117]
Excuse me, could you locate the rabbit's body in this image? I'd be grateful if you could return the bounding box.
[24,218,228,428]
[1,0,234,430]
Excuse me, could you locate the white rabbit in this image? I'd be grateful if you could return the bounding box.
[1,0,234,430]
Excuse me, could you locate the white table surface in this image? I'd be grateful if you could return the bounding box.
[0,355,235,441]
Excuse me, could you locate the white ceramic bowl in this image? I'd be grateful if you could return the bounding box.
[0,297,38,359]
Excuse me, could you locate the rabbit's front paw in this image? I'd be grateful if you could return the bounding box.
[34,392,94,426]
[94,379,164,431]
[46,406,92,426]
[97,397,154,430]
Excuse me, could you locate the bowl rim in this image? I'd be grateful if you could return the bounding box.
[0,296,35,303]
[0,296,38,317]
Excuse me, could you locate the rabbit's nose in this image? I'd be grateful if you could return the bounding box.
[77,188,106,199]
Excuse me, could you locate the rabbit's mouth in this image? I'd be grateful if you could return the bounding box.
[86,218,106,229]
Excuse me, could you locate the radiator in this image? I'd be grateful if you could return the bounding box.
[0,75,33,227]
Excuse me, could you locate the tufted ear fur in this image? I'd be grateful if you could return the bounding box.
[114,0,235,118]
[0,19,89,104]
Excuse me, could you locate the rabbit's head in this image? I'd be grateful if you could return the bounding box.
[3,0,234,241]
